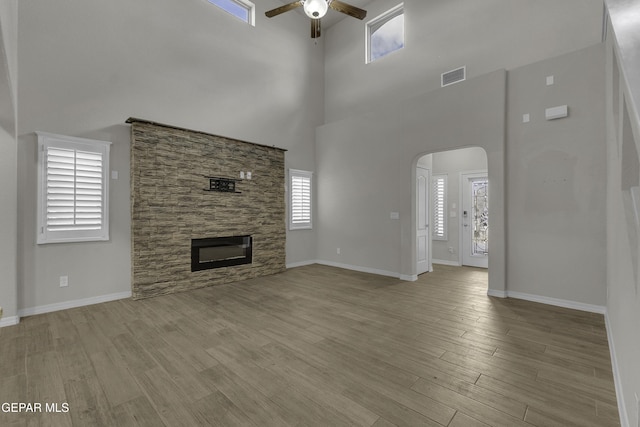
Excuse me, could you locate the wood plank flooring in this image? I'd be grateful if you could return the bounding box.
[0,264,620,426]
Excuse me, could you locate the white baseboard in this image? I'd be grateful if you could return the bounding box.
[496,290,605,314]
[487,289,507,298]
[286,260,318,269]
[605,313,630,427]
[289,259,418,282]
[432,259,461,267]
[314,260,404,280]
[0,315,20,328]
[19,291,132,318]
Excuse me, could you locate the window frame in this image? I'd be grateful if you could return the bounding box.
[37,132,111,244]
[289,169,313,231]
[432,174,448,241]
[365,3,405,64]
[207,0,255,26]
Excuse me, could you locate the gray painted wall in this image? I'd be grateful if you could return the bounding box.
[605,15,640,427]
[0,125,17,322]
[16,0,324,312]
[323,0,604,123]
[507,44,607,306]
[0,0,18,324]
[315,69,507,292]
[606,0,640,144]
[0,0,16,111]
[316,44,607,304]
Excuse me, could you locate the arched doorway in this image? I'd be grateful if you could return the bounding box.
[415,147,489,276]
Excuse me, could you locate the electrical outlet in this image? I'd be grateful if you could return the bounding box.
[337,247,341,255]
[448,247,454,254]
[59,275,69,287]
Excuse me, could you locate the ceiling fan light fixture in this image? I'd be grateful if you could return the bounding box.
[303,0,329,19]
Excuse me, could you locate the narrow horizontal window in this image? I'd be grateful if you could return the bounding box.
[207,0,255,26]
[37,132,111,244]
[289,169,313,230]
[366,3,404,63]
[433,174,447,240]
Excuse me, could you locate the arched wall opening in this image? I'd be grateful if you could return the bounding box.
[413,147,489,286]
[408,142,504,296]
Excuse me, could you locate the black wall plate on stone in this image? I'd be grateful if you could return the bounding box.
[204,176,242,193]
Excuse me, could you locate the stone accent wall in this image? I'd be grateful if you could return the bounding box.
[129,119,286,299]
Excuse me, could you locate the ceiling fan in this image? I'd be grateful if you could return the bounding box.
[265,0,367,39]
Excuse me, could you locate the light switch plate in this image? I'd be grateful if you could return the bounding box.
[390,212,400,220]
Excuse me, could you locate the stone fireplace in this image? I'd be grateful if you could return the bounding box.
[128,118,286,299]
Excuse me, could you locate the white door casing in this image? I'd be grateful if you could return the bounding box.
[416,167,431,274]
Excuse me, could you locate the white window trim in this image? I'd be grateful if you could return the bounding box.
[289,169,313,230]
[432,174,448,241]
[207,0,255,26]
[365,3,405,64]
[37,132,111,244]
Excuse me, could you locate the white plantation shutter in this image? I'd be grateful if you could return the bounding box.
[37,133,111,243]
[432,175,447,240]
[289,169,312,230]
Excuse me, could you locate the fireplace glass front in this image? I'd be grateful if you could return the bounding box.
[191,235,252,271]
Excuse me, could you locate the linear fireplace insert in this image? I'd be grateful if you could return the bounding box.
[191,235,252,272]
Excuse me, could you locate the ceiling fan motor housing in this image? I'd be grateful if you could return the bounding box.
[303,0,329,19]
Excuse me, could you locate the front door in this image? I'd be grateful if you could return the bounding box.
[462,173,488,268]
[416,167,431,275]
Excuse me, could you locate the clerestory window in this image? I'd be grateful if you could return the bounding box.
[366,3,404,63]
[207,0,255,26]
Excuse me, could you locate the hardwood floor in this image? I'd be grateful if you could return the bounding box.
[0,264,620,426]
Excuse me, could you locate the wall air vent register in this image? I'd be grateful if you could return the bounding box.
[441,66,466,87]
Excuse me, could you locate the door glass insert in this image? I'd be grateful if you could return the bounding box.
[471,179,488,256]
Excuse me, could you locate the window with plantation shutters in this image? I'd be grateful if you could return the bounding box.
[289,169,312,230]
[37,132,111,244]
[432,174,447,240]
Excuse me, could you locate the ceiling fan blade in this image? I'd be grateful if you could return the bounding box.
[265,1,303,18]
[311,18,321,38]
[329,0,367,20]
